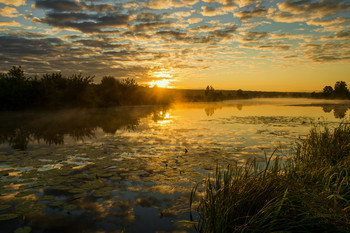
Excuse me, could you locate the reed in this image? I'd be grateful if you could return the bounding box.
[190,122,350,232]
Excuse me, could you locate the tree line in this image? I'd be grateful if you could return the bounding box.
[0,66,172,110]
[312,81,350,99]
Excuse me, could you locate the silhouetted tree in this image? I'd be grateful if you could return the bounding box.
[333,81,349,99]
[205,85,217,101]
[98,76,121,106]
[0,66,173,110]
[333,106,348,119]
[322,86,333,98]
[0,66,33,109]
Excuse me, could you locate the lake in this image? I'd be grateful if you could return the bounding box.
[0,98,349,233]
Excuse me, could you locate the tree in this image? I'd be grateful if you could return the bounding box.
[8,66,25,80]
[333,81,349,99]
[98,76,120,106]
[120,78,137,89]
[205,85,215,101]
[322,86,333,98]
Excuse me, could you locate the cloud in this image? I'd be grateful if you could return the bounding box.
[201,5,234,17]
[336,30,350,39]
[0,35,63,57]
[302,41,350,62]
[235,8,267,21]
[270,33,311,40]
[241,42,291,51]
[241,31,268,42]
[269,11,310,23]
[244,31,268,38]
[0,34,155,80]
[237,0,258,7]
[35,0,82,11]
[277,0,350,19]
[212,24,237,39]
[188,17,203,24]
[306,17,350,32]
[181,0,200,5]
[144,0,184,10]
[1,0,349,83]
[202,0,235,5]
[0,20,23,27]
[0,6,20,17]
[134,12,165,23]
[131,22,174,32]
[39,11,130,33]
[307,17,350,27]
[0,0,26,7]
[34,0,115,12]
[7,31,48,37]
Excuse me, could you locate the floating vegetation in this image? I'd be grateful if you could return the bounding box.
[14,226,32,233]
[0,204,11,211]
[0,99,347,232]
[0,213,19,221]
[49,201,64,207]
[64,204,77,211]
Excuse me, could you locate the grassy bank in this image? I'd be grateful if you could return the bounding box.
[190,122,350,232]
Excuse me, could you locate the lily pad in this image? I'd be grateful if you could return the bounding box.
[0,204,11,211]
[93,189,110,197]
[31,204,46,212]
[49,201,64,207]
[73,193,88,199]
[15,190,37,198]
[14,226,32,233]
[15,201,35,214]
[39,195,55,201]
[54,185,71,190]
[64,204,77,211]
[0,213,19,221]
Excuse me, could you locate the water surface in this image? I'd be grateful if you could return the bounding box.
[0,98,349,233]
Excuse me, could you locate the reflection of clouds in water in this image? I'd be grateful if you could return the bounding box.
[1,99,348,232]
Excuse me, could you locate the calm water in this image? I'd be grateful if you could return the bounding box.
[0,98,349,233]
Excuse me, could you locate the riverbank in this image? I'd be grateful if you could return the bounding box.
[190,122,350,232]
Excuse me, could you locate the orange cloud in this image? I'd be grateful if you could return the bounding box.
[0,6,20,17]
[0,0,26,7]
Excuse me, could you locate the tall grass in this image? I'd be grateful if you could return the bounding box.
[190,122,350,232]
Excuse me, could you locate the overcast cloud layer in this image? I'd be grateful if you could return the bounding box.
[0,0,349,89]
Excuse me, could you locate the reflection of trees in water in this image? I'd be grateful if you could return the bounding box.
[321,105,349,119]
[204,107,216,116]
[0,107,160,150]
[204,104,242,116]
[333,106,348,119]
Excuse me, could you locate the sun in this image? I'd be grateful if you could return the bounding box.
[148,68,174,88]
[149,79,171,88]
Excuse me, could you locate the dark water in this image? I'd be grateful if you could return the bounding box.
[0,98,349,233]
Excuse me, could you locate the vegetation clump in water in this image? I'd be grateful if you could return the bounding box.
[190,122,350,232]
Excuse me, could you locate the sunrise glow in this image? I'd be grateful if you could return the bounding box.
[148,68,174,88]
[0,0,349,91]
[148,79,172,88]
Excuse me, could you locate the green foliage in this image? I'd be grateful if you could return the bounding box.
[295,123,350,166]
[191,122,350,232]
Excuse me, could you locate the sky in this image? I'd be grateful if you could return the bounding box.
[0,0,349,91]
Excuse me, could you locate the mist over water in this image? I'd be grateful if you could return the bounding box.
[0,98,349,232]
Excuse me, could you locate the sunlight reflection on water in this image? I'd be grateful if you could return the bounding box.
[0,98,349,232]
